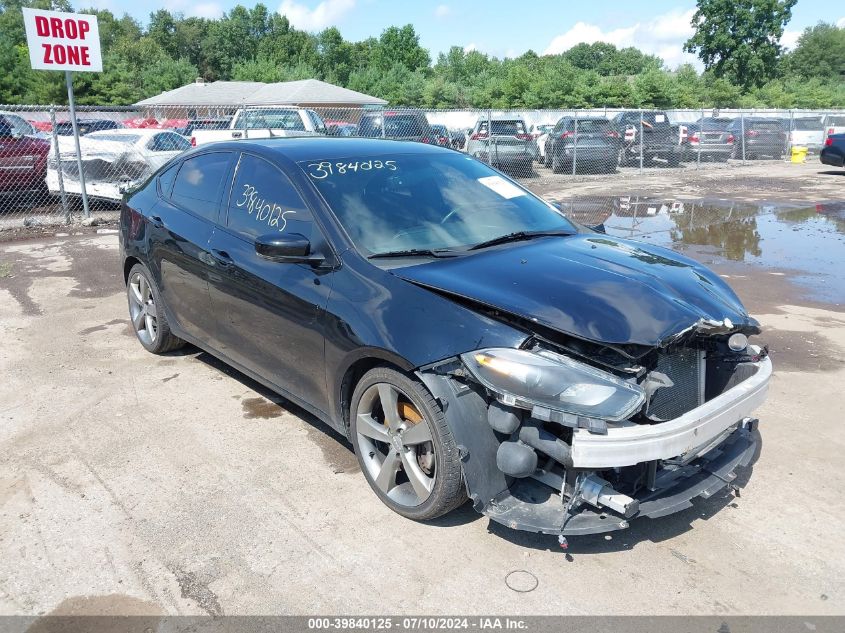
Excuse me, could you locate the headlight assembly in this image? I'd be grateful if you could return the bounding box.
[460,347,645,422]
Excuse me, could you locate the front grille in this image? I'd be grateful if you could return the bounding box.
[647,349,705,420]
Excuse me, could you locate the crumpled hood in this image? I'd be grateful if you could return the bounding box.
[393,234,758,348]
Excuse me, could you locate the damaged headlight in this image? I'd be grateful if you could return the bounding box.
[461,348,645,422]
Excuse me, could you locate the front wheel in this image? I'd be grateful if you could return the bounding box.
[350,367,466,521]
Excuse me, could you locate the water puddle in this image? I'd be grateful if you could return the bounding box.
[557,196,845,304]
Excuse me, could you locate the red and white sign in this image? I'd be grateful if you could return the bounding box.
[22,8,102,72]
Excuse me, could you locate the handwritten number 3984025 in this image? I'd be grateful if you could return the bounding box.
[307,160,397,179]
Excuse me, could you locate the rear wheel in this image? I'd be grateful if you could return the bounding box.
[551,152,564,173]
[350,367,466,521]
[126,263,185,354]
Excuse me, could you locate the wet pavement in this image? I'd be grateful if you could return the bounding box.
[555,196,845,306]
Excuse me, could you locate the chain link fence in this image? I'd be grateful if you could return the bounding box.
[1,103,842,234]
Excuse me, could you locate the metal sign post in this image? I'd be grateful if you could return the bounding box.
[65,71,90,217]
[22,8,102,220]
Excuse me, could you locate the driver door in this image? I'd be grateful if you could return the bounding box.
[207,152,335,408]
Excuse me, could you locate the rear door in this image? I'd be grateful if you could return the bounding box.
[207,152,334,406]
[151,151,233,344]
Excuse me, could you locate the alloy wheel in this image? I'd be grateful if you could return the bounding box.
[128,271,158,346]
[354,382,436,507]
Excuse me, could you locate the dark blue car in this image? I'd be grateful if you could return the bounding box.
[821,133,845,168]
[120,138,771,539]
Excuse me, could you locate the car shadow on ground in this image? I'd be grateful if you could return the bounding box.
[817,170,845,176]
[183,345,355,454]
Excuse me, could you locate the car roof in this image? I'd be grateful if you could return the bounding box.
[183,137,454,163]
[87,129,162,138]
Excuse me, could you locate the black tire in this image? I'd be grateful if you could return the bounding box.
[543,151,551,168]
[350,366,467,521]
[551,152,563,173]
[126,263,185,354]
[667,153,681,168]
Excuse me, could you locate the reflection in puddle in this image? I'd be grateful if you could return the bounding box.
[556,196,845,303]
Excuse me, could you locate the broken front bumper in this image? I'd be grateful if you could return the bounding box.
[485,421,758,536]
[419,347,770,537]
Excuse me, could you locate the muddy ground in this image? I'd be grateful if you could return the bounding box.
[0,163,844,617]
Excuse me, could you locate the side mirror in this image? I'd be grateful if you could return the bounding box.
[255,233,324,265]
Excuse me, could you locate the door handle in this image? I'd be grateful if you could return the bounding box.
[211,249,234,267]
[149,215,164,228]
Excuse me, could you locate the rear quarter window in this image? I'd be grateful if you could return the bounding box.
[170,152,231,221]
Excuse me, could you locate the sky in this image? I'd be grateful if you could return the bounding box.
[104,0,843,69]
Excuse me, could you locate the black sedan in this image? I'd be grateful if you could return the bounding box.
[120,138,771,539]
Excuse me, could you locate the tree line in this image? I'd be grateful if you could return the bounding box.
[1,0,843,109]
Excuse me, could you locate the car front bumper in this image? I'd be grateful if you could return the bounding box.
[419,347,770,537]
[485,421,759,536]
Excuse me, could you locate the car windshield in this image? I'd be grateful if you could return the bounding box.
[301,152,575,257]
[235,109,305,131]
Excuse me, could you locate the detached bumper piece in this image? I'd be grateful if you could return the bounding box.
[484,423,758,536]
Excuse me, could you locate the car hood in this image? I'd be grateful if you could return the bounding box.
[392,234,758,349]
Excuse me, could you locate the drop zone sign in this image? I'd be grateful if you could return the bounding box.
[22,8,102,72]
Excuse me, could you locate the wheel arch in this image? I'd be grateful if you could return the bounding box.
[123,256,142,284]
[335,349,416,438]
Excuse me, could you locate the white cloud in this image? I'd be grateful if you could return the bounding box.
[434,4,450,18]
[277,0,356,31]
[463,43,477,53]
[780,29,801,50]
[189,2,224,18]
[837,17,845,28]
[544,8,700,69]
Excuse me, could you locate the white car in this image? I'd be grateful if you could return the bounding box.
[47,129,191,201]
[531,123,555,162]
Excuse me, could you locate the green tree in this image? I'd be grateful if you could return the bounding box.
[371,25,430,73]
[684,0,797,89]
[783,22,845,80]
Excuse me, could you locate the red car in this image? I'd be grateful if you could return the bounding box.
[0,112,50,194]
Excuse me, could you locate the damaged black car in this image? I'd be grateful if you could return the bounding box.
[120,138,771,540]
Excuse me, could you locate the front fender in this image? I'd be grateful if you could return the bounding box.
[416,370,508,512]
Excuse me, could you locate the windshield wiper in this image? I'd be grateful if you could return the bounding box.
[368,248,458,259]
[468,229,574,251]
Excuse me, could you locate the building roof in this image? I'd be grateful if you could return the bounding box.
[135,79,387,107]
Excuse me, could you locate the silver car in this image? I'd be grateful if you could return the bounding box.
[465,116,536,175]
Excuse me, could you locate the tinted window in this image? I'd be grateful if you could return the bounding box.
[478,120,527,135]
[158,163,179,197]
[792,118,823,131]
[359,114,428,138]
[226,154,312,240]
[171,152,230,221]
[574,120,611,133]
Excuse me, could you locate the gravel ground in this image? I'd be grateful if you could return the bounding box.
[0,162,844,617]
